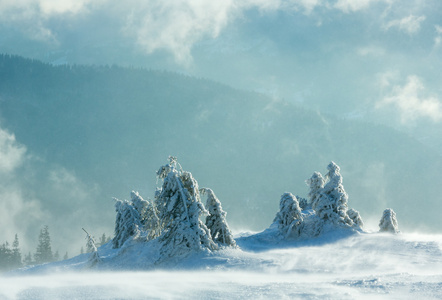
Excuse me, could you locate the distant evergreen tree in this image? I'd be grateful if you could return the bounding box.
[34,226,53,264]
[0,242,12,270]
[53,250,60,261]
[379,208,399,233]
[63,252,69,260]
[80,247,84,254]
[155,157,217,258]
[23,252,33,266]
[201,188,236,247]
[273,193,304,238]
[11,234,22,269]
[99,234,107,246]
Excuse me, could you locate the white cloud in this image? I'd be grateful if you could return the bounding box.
[357,45,385,57]
[0,128,27,174]
[0,189,45,250]
[334,0,392,13]
[120,0,329,64]
[376,75,442,123]
[0,0,431,64]
[0,0,322,64]
[435,25,442,48]
[0,0,92,16]
[121,0,238,65]
[384,14,426,34]
[0,127,45,250]
[0,0,98,43]
[48,167,91,201]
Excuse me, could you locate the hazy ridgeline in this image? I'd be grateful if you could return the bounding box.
[0,54,441,254]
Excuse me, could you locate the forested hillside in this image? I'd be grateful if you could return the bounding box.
[0,54,441,238]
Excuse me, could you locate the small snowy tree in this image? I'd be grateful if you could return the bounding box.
[130,191,149,225]
[306,171,325,211]
[347,208,364,228]
[83,228,101,266]
[131,191,160,240]
[314,162,353,227]
[201,188,236,247]
[113,198,144,248]
[155,157,217,259]
[273,193,304,238]
[379,208,399,233]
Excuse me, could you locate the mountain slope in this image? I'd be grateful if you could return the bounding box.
[0,54,441,240]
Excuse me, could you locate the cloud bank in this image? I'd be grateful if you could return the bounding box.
[0,126,102,254]
[0,0,405,64]
[377,75,442,124]
[384,14,426,34]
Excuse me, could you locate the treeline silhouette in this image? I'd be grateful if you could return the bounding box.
[0,225,111,272]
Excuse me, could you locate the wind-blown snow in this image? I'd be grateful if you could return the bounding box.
[2,231,442,299]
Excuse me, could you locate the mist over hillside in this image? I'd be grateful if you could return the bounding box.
[1,1,442,156]
[0,55,441,254]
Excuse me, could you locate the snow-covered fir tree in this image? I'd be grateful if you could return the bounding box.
[313,162,355,227]
[379,208,399,233]
[132,191,160,240]
[113,198,144,248]
[273,193,304,238]
[155,157,217,258]
[307,171,325,211]
[347,208,364,228]
[130,191,149,226]
[113,190,160,248]
[83,228,101,266]
[201,188,236,247]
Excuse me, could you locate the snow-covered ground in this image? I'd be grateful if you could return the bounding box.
[1,230,442,299]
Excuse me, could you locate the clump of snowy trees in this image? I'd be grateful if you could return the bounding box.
[112,157,236,260]
[273,161,398,239]
[0,234,22,271]
[110,158,400,263]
